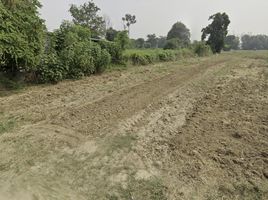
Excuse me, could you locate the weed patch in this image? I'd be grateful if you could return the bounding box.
[0,117,16,134]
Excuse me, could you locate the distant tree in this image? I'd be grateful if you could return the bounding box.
[241,34,268,50]
[105,27,118,41]
[202,12,230,53]
[115,31,129,50]
[135,38,145,48]
[224,35,240,51]
[167,22,190,47]
[157,36,167,48]
[122,14,136,35]
[164,38,181,50]
[69,1,105,37]
[146,34,158,48]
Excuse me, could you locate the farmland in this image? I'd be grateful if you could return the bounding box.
[0,51,267,199]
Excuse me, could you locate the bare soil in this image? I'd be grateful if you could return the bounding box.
[0,51,267,200]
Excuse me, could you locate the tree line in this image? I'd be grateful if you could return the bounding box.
[2,0,264,85]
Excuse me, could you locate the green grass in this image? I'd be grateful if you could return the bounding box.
[108,176,167,200]
[0,117,16,134]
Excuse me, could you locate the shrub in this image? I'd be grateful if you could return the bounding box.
[37,53,65,83]
[0,1,44,76]
[193,42,212,57]
[164,38,181,50]
[98,40,123,64]
[123,49,193,65]
[95,49,111,73]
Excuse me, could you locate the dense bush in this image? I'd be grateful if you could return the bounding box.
[37,53,65,83]
[0,1,44,75]
[37,22,112,82]
[192,42,212,57]
[98,40,123,64]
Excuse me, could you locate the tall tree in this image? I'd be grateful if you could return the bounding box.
[0,0,45,75]
[69,1,105,37]
[122,14,136,35]
[202,12,230,53]
[167,22,190,47]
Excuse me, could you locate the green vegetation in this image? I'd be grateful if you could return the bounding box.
[202,12,230,53]
[241,35,268,50]
[123,49,195,65]
[166,22,191,49]
[0,116,16,134]
[224,35,240,51]
[192,41,212,56]
[0,0,213,88]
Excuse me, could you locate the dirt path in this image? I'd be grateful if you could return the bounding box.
[0,52,267,199]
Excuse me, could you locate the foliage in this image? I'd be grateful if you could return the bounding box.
[224,35,240,51]
[192,41,212,57]
[157,36,167,48]
[69,1,105,37]
[105,27,119,41]
[0,0,45,75]
[122,14,136,35]
[37,53,64,83]
[98,40,123,64]
[147,34,158,48]
[241,34,268,50]
[123,49,195,65]
[135,38,145,48]
[115,31,129,50]
[167,22,190,47]
[38,22,111,82]
[202,12,230,54]
[164,38,181,50]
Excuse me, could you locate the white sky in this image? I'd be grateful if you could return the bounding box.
[39,0,268,40]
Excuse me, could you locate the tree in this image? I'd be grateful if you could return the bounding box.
[0,0,45,76]
[135,38,145,48]
[105,27,118,41]
[115,31,129,50]
[69,1,105,37]
[157,36,167,48]
[202,12,230,53]
[167,22,190,47]
[241,34,268,50]
[146,34,158,48]
[224,35,240,51]
[122,14,136,35]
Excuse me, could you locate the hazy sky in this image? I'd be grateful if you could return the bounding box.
[39,0,268,40]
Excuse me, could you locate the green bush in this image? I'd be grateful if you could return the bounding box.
[193,42,212,57]
[164,38,181,50]
[98,40,123,64]
[38,53,65,83]
[95,49,111,73]
[0,1,44,75]
[41,23,112,81]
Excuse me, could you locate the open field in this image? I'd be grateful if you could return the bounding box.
[0,51,267,200]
